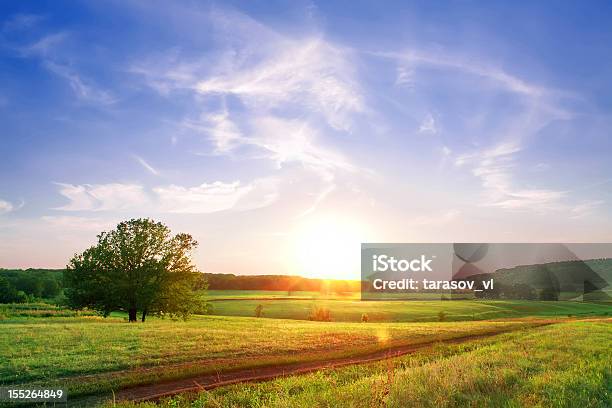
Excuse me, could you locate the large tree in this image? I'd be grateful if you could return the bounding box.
[64,218,205,322]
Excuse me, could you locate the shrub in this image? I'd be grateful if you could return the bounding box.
[361,313,369,323]
[255,304,264,318]
[540,288,559,301]
[308,305,331,322]
[437,310,447,322]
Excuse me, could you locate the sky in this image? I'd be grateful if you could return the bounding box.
[1,1,612,279]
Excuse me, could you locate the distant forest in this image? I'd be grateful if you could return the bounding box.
[203,273,360,293]
[3,258,609,304]
[468,258,612,300]
[0,269,360,303]
[0,269,63,303]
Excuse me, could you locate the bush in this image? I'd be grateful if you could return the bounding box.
[255,304,264,318]
[540,288,559,301]
[437,310,447,322]
[361,313,369,323]
[308,305,331,322]
[193,301,214,315]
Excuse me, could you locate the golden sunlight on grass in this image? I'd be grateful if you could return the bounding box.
[375,328,390,345]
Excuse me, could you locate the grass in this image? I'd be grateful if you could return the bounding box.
[207,298,612,322]
[202,290,473,301]
[203,290,356,300]
[121,320,612,407]
[1,298,610,405]
[0,302,97,319]
[0,314,549,400]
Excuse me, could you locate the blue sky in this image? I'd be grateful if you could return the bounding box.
[1,1,612,278]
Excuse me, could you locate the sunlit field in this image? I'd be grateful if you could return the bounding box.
[1,295,611,407]
[206,297,612,322]
[119,321,611,408]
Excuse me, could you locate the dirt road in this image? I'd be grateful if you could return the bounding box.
[117,321,557,403]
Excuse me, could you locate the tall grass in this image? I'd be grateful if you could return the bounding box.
[0,315,544,399]
[139,321,611,408]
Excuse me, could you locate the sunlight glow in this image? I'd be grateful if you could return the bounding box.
[293,214,367,280]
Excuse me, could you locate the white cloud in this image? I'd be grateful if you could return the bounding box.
[54,178,279,214]
[0,199,14,214]
[133,155,160,176]
[418,113,437,134]
[251,116,360,216]
[54,183,149,211]
[490,189,567,210]
[195,38,364,131]
[377,49,575,213]
[132,11,364,132]
[181,114,358,215]
[184,109,243,154]
[379,50,549,99]
[44,61,116,105]
[395,65,414,87]
[18,33,115,105]
[455,142,567,210]
[251,116,353,171]
[128,10,369,216]
[153,178,278,214]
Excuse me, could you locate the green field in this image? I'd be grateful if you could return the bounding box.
[207,297,612,322]
[0,313,549,399]
[125,321,611,408]
[1,296,611,406]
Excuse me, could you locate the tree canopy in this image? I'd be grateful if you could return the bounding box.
[64,218,206,322]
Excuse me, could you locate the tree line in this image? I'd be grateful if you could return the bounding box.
[204,273,360,293]
[0,269,62,303]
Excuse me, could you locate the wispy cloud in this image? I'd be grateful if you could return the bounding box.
[454,141,568,210]
[154,178,279,214]
[376,48,581,213]
[44,61,116,105]
[3,13,44,32]
[378,49,552,99]
[133,155,160,176]
[130,9,368,215]
[184,108,243,154]
[194,38,364,131]
[418,113,437,134]
[54,178,279,214]
[54,183,149,211]
[0,199,14,215]
[17,33,116,105]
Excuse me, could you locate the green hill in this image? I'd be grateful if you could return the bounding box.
[466,259,612,301]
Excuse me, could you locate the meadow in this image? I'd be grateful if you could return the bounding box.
[121,320,611,407]
[206,297,612,322]
[0,294,610,406]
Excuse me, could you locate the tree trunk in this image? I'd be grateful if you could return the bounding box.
[128,307,137,322]
[141,309,147,322]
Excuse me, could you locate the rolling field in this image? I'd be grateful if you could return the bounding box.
[1,297,610,406]
[121,320,611,407]
[207,297,612,322]
[1,313,555,401]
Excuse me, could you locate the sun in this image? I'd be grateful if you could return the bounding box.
[293,215,367,280]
